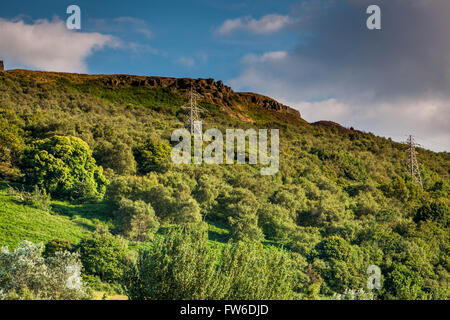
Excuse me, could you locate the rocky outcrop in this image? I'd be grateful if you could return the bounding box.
[0,61,4,71]
[100,75,300,118]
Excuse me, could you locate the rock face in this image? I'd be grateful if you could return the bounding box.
[100,75,301,118]
[0,61,4,71]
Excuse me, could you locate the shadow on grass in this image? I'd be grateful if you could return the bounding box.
[51,201,113,225]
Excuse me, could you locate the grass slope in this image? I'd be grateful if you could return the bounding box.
[0,182,108,249]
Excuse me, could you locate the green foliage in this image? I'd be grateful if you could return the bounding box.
[94,140,136,175]
[315,236,352,262]
[0,240,90,300]
[20,136,107,201]
[78,227,129,282]
[123,228,296,300]
[384,263,426,300]
[0,117,24,180]
[43,238,74,257]
[0,70,449,300]
[223,188,263,242]
[133,140,171,174]
[414,200,449,227]
[115,199,160,241]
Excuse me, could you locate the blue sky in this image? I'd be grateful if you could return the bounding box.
[0,0,299,80]
[0,0,449,152]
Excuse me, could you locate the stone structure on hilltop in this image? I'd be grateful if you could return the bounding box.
[0,60,4,71]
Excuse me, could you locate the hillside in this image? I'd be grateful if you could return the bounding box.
[0,69,449,300]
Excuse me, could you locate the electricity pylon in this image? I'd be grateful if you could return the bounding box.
[405,135,423,189]
[181,85,205,135]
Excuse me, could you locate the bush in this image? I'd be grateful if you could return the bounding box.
[258,203,296,241]
[223,188,263,242]
[414,200,449,227]
[78,227,129,282]
[383,264,425,300]
[133,140,171,174]
[315,236,352,262]
[0,241,90,300]
[44,238,73,257]
[20,136,107,201]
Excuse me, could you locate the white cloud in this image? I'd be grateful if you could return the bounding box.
[113,17,153,39]
[216,14,292,36]
[242,51,287,63]
[177,57,195,68]
[0,18,119,73]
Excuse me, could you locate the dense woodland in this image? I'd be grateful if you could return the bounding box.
[0,70,449,300]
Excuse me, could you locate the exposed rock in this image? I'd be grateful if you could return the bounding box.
[0,60,4,71]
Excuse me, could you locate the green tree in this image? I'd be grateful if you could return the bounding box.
[224,188,263,242]
[384,264,425,300]
[133,140,171,174]
[20,135,107,200]
[115,199,160,241]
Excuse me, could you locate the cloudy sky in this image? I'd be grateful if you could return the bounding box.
[0,0,448,152]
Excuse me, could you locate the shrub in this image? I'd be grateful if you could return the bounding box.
[414,200,449,227]
[94,140,137,175]
[383,264,426,300]
[223,188,263,242]
[315,236,352,262]
[78,227,129,282]
[133,140,171,174]
[44,238,73,257]
[0,241,89,300]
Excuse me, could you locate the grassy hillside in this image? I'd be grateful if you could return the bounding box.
[0,69,448,300]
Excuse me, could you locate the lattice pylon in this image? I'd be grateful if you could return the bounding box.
[181,85,206,135]
[405,135,423,189]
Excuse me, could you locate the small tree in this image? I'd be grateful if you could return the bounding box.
[133,140,171,174]
[115,199,160,241]
[223,188,263,242]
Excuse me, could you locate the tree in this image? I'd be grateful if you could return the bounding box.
[94,140,137,175]
[115,199,160,241]
[133,140,171,174]
[20,135,107,200]
[384,264,425,300]
[0,117,24,180]
[123,228,296,300]
[258,203,296,241]
[78,227,129,282]
[414,200,449,227]
[223,188,263,242]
